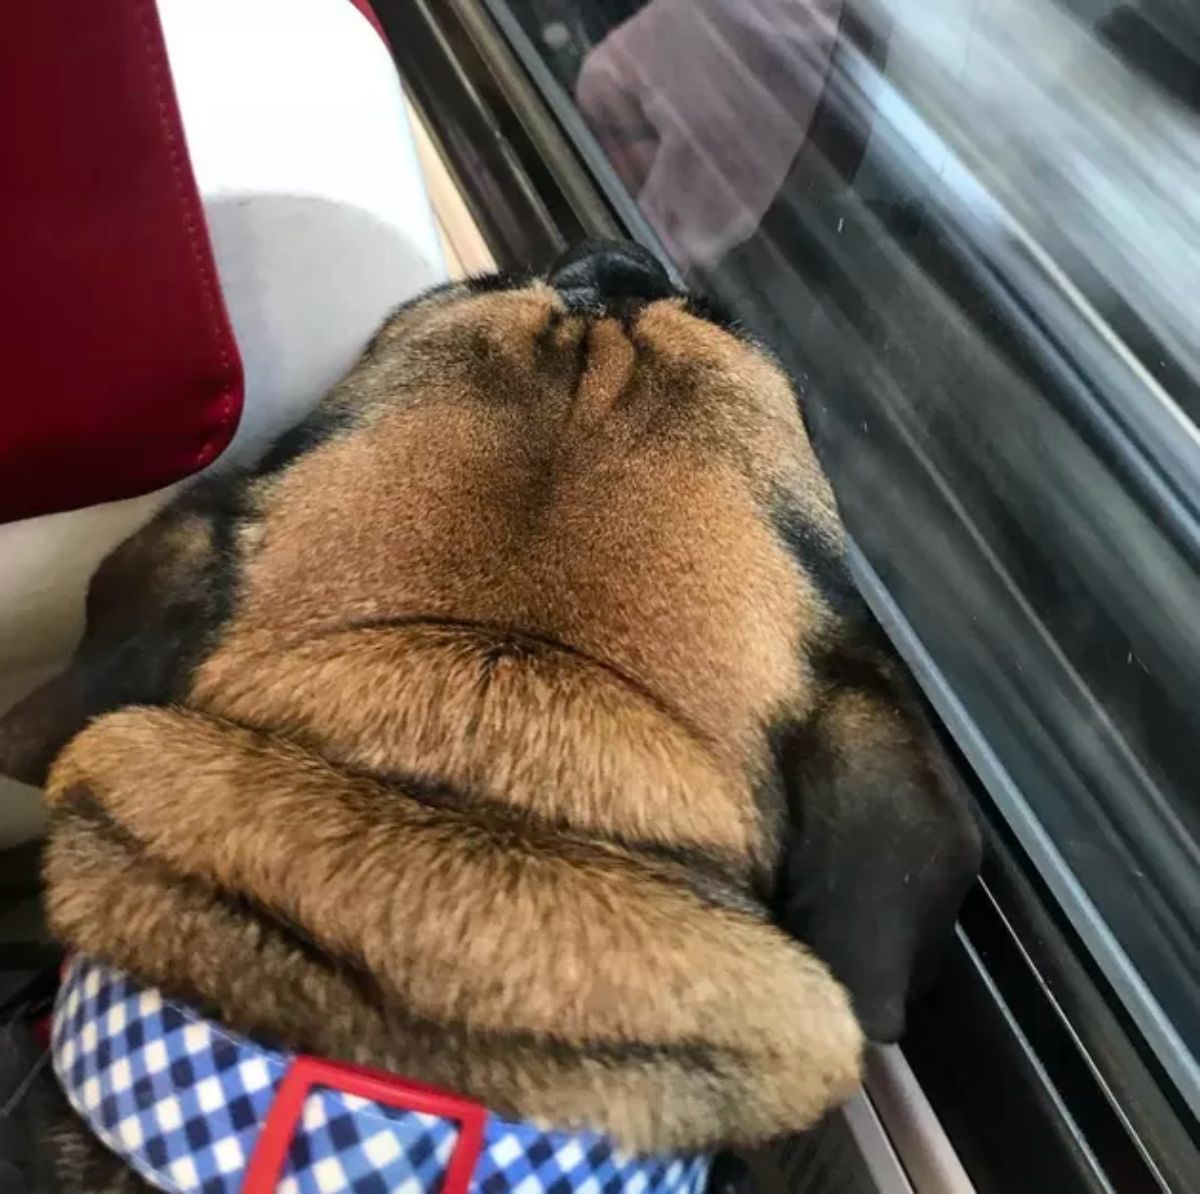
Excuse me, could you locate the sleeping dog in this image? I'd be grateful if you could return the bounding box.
[0,242,979,1192]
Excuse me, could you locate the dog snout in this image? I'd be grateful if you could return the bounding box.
[547,239,675,311]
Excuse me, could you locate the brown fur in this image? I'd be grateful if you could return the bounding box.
[2,272,980,1186]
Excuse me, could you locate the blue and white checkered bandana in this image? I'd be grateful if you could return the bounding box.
[52,956,711,1194]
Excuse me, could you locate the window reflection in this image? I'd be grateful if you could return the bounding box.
[576,0,843,273]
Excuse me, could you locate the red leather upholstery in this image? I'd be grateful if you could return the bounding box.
[0,0,243,524]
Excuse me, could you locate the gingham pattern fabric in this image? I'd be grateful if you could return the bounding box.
[52,957,712,1194]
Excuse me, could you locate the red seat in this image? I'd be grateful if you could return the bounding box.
[1,0,243,524]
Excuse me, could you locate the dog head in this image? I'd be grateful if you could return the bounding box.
[0,241,978,1042]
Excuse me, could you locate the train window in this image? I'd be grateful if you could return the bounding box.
[487,0,1200,1162]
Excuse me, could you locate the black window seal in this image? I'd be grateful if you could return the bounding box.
[372,0,587,267]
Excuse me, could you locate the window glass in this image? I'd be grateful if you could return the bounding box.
[496,0,1200,1112]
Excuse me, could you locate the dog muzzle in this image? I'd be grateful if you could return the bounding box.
[52,956,711,1194]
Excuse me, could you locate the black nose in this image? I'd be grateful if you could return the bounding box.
[547,240,674,309]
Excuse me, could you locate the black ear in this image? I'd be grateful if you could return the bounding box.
[0,477,249,787]
[776,628,981,1042]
